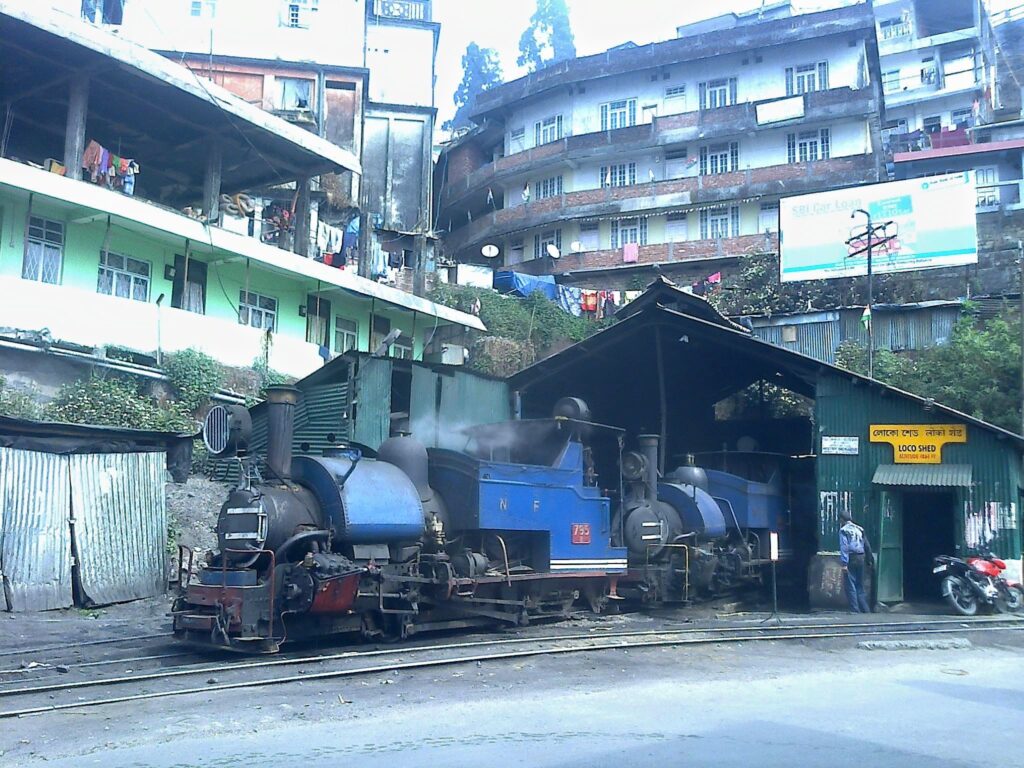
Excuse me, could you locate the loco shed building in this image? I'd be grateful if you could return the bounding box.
[509,279,1024,608]
[435,3,884,290]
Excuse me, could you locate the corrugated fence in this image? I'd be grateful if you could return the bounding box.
[0,447,167,612]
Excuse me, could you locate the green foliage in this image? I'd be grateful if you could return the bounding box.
[0,375,42,420]
[835,317,1023,432]
[471,337,537,378]
[518,0,576,73]
[443,42,504,133]
[45,375,194,433]
[718,381,813,421]
[709,250,936,317]
[246,358,292,406]
[163,349,224,413]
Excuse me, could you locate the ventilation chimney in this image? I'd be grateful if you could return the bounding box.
[637,434,660,501]
[264,385,300,481]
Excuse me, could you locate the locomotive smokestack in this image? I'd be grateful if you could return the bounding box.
[637,434,660,501]
[265,385,300,481]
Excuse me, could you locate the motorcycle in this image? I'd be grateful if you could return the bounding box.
[933,552,1024,616]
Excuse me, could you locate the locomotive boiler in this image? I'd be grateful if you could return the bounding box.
[174,388,790,653]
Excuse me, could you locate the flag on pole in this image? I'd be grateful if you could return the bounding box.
[861,305,872,329]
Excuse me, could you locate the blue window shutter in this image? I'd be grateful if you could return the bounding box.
[728,77,737,105]
[535,122,542,146]
[818,61,829,90]
[729,142,739,171]
[628,163,636,185]
[698,82,707,110]
[699,146,708,175]
[534,234,540,259]
[556,230,562,250]
[628,99,636,126]
[600,166,607,188]
[640,218,648,245]
[821,128,831,159]
[785,67,794,96]
[730,206,740,237]
[600,104,609,131]
[556,114,563,139]
[611,220,619,249]
[699,210,708,239]
[787,133,796,164]
[557,176,563,195]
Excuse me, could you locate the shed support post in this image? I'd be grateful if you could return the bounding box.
[203,141,223,224]
[294,176,311,257]
[63,73,89,181]
[413,232,427,298]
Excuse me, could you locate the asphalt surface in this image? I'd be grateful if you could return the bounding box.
[4,624,1022,768]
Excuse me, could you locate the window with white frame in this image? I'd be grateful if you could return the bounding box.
[533,229,562,259]
[22,216,64,285]
[600,162,636,188]
[392,341,413,360]
[190,0,216,18]
[786,128,831,163]
[976,166,999,206]
[610,217,647,248]
[785,61,829,96]
[700,206,740,239]
[510,126,526,153]
[534,175,563,200]
[239,290,278,331]
[282,0,317,28]
[600,98,637,130]
[97,251,150,302]
[882,69,901,92]
[534,115,563,146]
[879,17,911,40]
[699,142,738,175]
[335,317,359,353]
[699,77,736,109]
[951,108,973,128]
[276,78,312,110]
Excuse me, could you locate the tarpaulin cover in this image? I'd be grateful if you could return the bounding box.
[494,270,557,300]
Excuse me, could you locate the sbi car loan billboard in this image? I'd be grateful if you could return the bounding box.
[779,172,978,283]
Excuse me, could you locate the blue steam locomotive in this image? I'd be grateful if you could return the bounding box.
[173,389,789,652]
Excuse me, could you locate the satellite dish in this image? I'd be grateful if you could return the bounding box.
[546,243,561,259]
[481,244,499,258]
[569,241,584,254]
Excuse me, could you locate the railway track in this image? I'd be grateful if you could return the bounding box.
[1,615,1020,719]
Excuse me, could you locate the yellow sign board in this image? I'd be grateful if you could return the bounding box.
[869,424,967,464]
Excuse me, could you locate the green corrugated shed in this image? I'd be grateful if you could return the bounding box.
[352,357,393,449]
[816,372,1022,562]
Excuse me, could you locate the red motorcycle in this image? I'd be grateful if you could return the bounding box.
[934,551,1024,615]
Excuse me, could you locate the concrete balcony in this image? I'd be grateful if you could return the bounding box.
[513,233,780,276]
[0,277,324,378]
[443,155,878,258]
[441,87,877,211]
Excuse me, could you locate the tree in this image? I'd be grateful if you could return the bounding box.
[444,43,504,133]
[517,0,576,73]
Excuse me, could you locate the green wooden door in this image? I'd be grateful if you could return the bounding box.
[877,488,904,603]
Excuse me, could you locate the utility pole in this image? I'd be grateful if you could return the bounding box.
[846,211,897,380]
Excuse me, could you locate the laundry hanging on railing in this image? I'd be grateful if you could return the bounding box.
[81,139,139,196]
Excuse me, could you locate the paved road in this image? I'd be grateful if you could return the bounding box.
[20,639,1024,768]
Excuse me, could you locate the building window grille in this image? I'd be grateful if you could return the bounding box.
[600,162,636,188]
[533,229,562,259]
[534,115,563,146]
[600,98,637,130]
[699,142,737,175]
[787,129,830,163]
[534,176,564,200]
[22,216,64,285]
[239,290,278,331]
[785,61,829,95]
[282,0,317,28]
[699,77,737,109]
[334,317,359,353]
[879,17,911,39]
[611,217,647,248]
[97,251,150,302]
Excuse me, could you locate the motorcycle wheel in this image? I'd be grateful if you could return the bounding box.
[942,576,978,616]
[995,584,1024,614]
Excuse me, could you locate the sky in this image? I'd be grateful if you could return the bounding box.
[431,0,1021,132]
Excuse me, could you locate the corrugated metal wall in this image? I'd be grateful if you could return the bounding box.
[353,357,393,449]
[293,382,350,456]
[437,371,511,449]
[815,373,1022,559]
[69,453,167,606]
[0,448,73,611]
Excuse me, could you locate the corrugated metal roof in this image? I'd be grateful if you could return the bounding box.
[872,464,973,487]
[0,447,73,611]
[69,453,167,607]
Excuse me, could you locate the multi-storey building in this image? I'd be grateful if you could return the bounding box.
[94,0,439,295]
[874,0,999,151]
[435,3,884,288]
[0,5,481,401]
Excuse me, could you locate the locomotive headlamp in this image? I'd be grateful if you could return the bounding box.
[621,451,647,482]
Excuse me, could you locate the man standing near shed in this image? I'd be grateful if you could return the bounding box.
[840,509,873,613]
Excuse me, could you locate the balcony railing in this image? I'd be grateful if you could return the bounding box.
[0,276,324,378]
[372,0,429,21]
